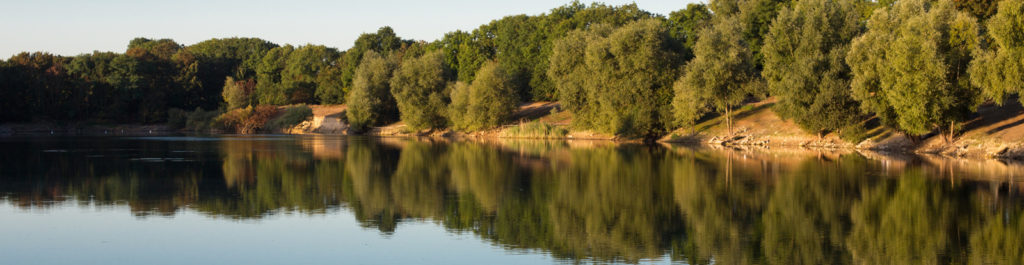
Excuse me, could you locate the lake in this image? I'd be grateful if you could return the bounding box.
[0,135,1022,265]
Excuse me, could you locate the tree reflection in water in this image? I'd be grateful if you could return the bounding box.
[0,136,1022,264]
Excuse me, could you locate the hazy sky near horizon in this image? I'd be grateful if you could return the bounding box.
[0,0,703,59]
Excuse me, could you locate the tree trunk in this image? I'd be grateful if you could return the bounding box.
[908,134,921,145]
[949,120,956,143]
[726,107,732,135]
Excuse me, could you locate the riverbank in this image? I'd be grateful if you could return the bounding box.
[6,99,1024,161]
[352,98,1024,160]
[654,98,1024,160]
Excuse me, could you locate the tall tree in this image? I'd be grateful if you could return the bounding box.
[549,19,682,137]
[674,16,759,133]
[847,0,980,139]
[549,24,613,125]
[666,3,714,61]
[339,27,410,96]
[762,0,864,136]
[281,45,341,104]
[449,61,518,131]
[346,51,399,132]
[315,55,347,104]
[710,0,795,70]
[445,2,655,102]
[2,52,83,121]
[124,38,183,121]
[255,45,294,105]
[181,37,277,109]
[222,76,256,110]
[970,0,1024,107]
[389,51,452,130]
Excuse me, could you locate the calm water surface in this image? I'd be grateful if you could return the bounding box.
[1,136,1022,264]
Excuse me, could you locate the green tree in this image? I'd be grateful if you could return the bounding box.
[123,39,187,122]
[667,3,714,61]
[969,0,1024,107]
[954,0,1003,20]
[315,56,347,104]
[436,31,491,84]
[847,0,980,139]
[548,24,613,125]
[444,2,655,102]
[762,0,864,136]
[281,44,341,104]
[674,16,759,133]
[346,51,399,132]
[222,76,255,110]
[255,45,294,105]
[180,37,277,109]
[710,0,795,70]
[389,51,451,130]
[449,61,518,131]
[549,19,682,137]
[127,38,181,60]
[2,52,84,121]
[339,27,410,95]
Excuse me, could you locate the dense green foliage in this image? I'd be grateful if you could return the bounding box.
[449,61,519,131]
[222,76,256,110]
[762,0,863,135]
[710,0,795,70]
[666,4,714,61]
[970,0,1024,106]
[847,0,980,137]
[345,51,399,132]
[390,51,452,130]
[954,0,1003,20]
[2,0,1022,140]
[339,27,411,95]
[548,19,683,136]
[253,45,342,105]
[436,2,661,102]
[674,16,759,132]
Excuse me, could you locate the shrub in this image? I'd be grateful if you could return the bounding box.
[500,121,568,138]
[267,104,313,130]
[188,108,221,132]
[169,108,220,132]
[839,123,869,144]
[448,82,471,130]
[167,108,188,129]
[222,76,256,110]
[215,105,279,134]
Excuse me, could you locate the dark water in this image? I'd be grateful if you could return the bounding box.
[1,136,1022,265]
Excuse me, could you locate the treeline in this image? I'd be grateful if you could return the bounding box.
[1,0,1019,140]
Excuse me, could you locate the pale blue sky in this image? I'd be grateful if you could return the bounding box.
[0,0,702,59]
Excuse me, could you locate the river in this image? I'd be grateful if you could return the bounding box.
[0,135,1021,264]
